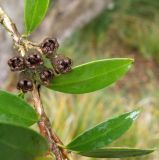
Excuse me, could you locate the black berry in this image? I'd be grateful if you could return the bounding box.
[8,56,25,71]
[53,55,72,74]
[41,38,59,57]
[17,79,33,92]
[25,53,43,69]
[40,69,54,85]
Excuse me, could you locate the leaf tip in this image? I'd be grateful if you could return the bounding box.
[125,58,134,64]
[126,58,134,70]
[128,109,141,120]
[149,148,156,153]
[129,58,134,63]
[143,148,156,155]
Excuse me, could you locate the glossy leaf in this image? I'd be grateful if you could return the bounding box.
[66,110,140,152]
[48,58,133,94]
[0,123,48,160]
[24,0,50,35]
[78,147,154,158]
[0,90,38,126]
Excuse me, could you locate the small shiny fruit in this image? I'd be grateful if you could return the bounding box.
[41,38,59,57]
[25,53,43,69]
[17,79,33,92]
[53,54,72,74]
[8,56,25,71]
[40,69,54,85]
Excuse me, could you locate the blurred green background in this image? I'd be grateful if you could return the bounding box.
[1,0,159,159]
[41,0,159,159]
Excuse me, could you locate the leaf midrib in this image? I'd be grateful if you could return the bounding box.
[53,62,131,87]
[68,116,131,150]
[0,106,36,125]
[28,0,39,33]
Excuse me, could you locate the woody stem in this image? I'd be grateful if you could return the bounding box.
[0,6,70,160]
[31,85,63,160]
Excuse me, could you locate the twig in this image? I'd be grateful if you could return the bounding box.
[0,6,40,56]
[32,85,63,160]
[35,85,72,160]
[0,6,71,160]
[0,7,25,56]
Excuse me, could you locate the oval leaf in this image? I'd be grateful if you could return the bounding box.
[66,110,140,152]
[0,123,48,160]
[0,90,38,126]
[24,0,50,35]
[78,147,154,158]
[48,58,133,94]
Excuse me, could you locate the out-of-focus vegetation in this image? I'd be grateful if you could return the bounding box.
[41,0,159,159]
[60,0,159,62]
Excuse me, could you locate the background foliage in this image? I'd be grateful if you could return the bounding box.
[42,0,159,159]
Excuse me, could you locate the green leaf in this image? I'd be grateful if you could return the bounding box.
[0,90,38,126]
[66,110,140,152]
[78,147,155,158]
[48,58,133,94]
[0,123,48,160]
[24,0,50,36]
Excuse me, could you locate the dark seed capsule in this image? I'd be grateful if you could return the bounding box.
[17,79,33,92]
[40,38,59,57]
[40,69,54,85]
[53,54,72,74]
[25,53,43,69]
[8,56,25,71]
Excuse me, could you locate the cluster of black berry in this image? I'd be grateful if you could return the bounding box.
[8,38,72,93]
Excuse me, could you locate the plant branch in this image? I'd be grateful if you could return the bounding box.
[0,6,40,56]
[32,85,63,160]
[0,7,26,56]
[0,6,71,160]
[33,85,72,160]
